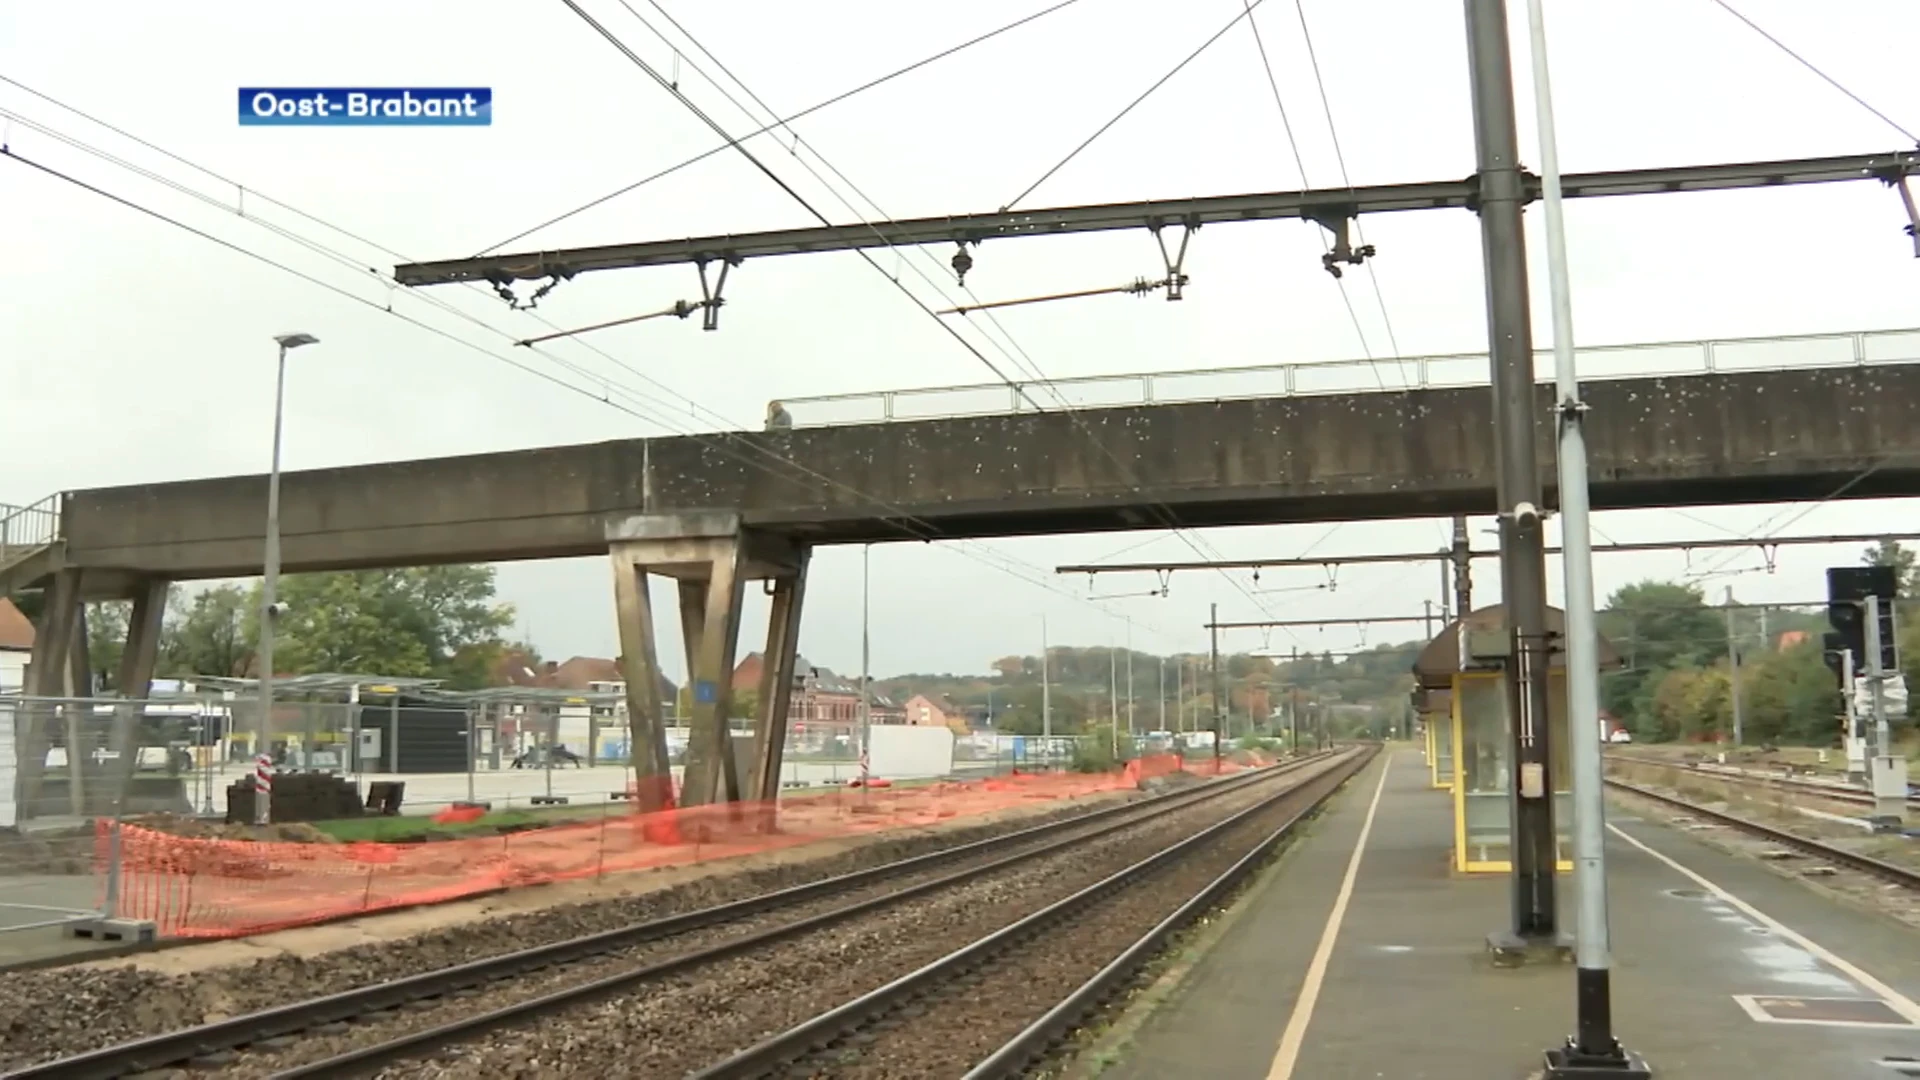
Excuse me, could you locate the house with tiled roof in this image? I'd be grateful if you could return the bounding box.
[484,653,676,760]
[0,597,33,692]
[902,693,970,735]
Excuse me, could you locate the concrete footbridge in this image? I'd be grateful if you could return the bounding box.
[4,324,1919,817]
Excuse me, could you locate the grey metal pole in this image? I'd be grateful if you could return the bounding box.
[1865,595,1891,761]
[1725,588,1745,746]
[1452,515,1474,618]
[1158,657,1166,733]
[1465,0,1558,946]
[1040,616,1051,741]
[1842,646,1863,780]
[254,341,289,827]
[1525,1,1648,1071]
[859,545,871,780]
[1109,647,1119,756]
[1175,659,1184,733]
[1125,624,1134,736]
[1210,603,1222,769]
[1291,685,1301,756]
[465,705,476,805]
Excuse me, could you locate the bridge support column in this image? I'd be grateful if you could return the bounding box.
[62,607,92,816]
[675,561,746,807]
[611,550,676,813]
[18,570,84,820]
[104,578,169,811]
[747,549,810,806]
[606,513,807,810]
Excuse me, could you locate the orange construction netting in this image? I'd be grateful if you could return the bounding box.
[99,754,1263,939]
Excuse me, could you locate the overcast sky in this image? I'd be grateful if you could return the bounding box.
[3,0,1918,684]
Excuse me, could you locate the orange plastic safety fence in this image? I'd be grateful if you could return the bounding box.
[99,761,1192,939]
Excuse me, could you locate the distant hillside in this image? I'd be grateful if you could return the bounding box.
[879,641,1419,737]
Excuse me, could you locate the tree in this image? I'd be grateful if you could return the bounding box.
[84,600,130,693]
[1862,539,1920,597]
[1598,581,1724,735]
[1741,638,1842,745]
[263,566,514,685]
[159,584,252,679]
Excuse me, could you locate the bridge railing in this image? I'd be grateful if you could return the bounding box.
[0,493,62,565]
[780,326,1920,428]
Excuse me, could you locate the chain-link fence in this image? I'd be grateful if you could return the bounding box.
[0,694,174,944]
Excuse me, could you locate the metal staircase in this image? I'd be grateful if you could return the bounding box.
[0,494,62,595]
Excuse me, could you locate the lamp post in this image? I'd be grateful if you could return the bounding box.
[1519,3,1647,1071]
[256,331,318,826]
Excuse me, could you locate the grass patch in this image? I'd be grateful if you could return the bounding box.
[313,803,615,842]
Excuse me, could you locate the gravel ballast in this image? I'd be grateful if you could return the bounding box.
[0,790,1140,1073]
[341,754,1361,1080]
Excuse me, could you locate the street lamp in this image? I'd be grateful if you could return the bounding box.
[255,331,318,825]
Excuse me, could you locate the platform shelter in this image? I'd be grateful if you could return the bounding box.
[1415,687,1454,789]
[1411,604,1623,874]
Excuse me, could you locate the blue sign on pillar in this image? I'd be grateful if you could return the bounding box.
[694,680,718,705]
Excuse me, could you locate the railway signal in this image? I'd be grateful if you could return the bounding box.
[1825,565,1910,831]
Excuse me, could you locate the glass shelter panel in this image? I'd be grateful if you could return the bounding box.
[1452,671,1574,872]
[1430,709,1454,788]
[1544,669,1574,866]
[1455,674,1512,868]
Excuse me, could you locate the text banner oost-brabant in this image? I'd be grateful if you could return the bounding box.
[238,88,492,126]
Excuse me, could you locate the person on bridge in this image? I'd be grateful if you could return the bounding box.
[765,400,793,430]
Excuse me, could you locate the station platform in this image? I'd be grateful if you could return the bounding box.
[1107,748,1920,1080]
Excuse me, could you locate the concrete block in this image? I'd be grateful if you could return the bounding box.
[65,916,157,943]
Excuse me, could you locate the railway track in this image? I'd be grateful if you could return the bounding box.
[3,751,1340,1080]
[1605,777,1919,889]
[691,745,1377,1080]
[1606,752,1918,811]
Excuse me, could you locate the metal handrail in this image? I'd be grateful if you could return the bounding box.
[779,325,1920,427]
[0,493,61,561]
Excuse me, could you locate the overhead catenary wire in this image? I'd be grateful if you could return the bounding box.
[586,0,1297,640]
[1708,0,1918,146]
[0,117,1166,635]
[1002,0,1276,212]
[557,0,1049,411]
[1690,458,1896,579]
[475,0,1092,257]
[1228,0,1408,560]
[1238,0,1389,390]
[1289,0,1404,363]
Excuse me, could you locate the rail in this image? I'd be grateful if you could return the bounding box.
[1606,752,1919,809]
[2,753,1333,1080]
[693,746,1374,1079]
[779,326,1920,427]
[1606,778,1919,888]
[0,494,60,563]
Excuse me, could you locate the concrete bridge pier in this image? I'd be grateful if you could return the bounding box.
[15,570,169,819]
[607,512,808,813]
[19,569,85,817]
[105,578,170,804]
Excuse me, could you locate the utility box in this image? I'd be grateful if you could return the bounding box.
[1870,756,1910,799]
[1466,628,1511,663]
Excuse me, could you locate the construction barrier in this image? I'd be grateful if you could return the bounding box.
[98,757,1224,939]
